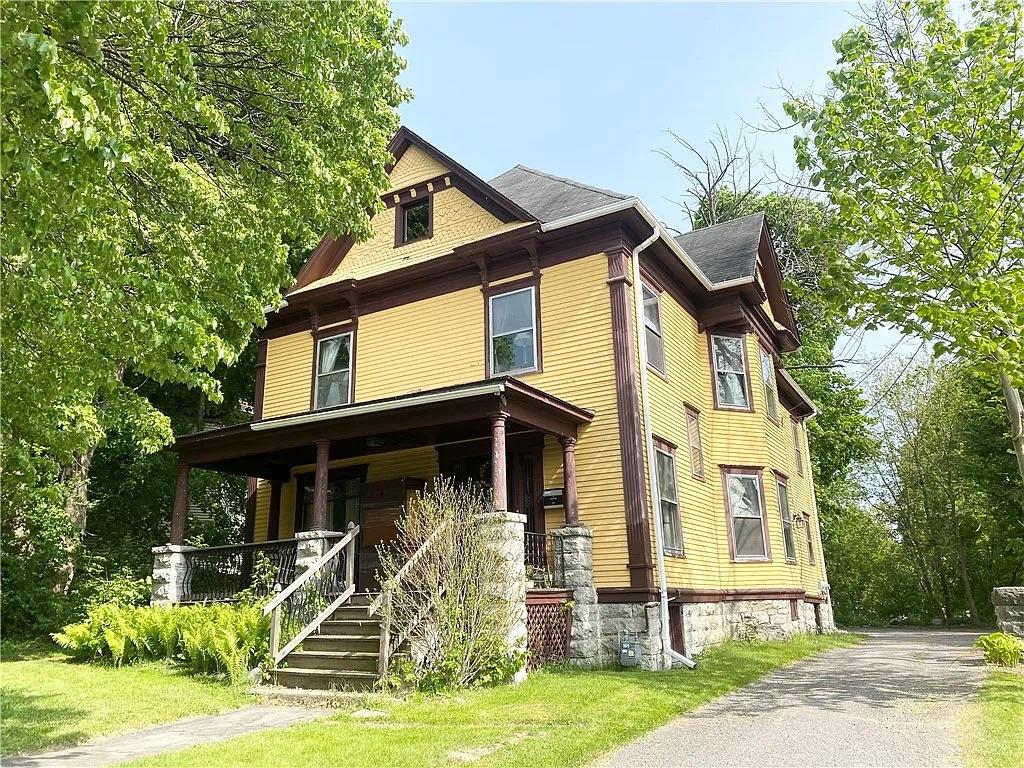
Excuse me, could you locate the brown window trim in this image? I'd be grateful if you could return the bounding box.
[640,279,667,377]
[309,323,357,411]
[721,465,772,563]
[292,463,368,534]
[395,193,433,247]
[775,471,797,564]
[684,404,705,481]
[483,275,543,378]
[708,331,754,413]
[759,343,782,426]
[653,435,684,557]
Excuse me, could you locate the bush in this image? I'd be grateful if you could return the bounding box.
[52,602,269,683]
[975,632,1024,667]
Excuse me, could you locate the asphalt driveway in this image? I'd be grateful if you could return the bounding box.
[597,629,985,768]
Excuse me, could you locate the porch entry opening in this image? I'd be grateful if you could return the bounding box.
[296,470,362,533]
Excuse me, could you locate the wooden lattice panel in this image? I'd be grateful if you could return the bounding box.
[526,591,573,670]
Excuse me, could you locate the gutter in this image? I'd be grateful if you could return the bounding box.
[630,223,697,671]
[541,198,754,293]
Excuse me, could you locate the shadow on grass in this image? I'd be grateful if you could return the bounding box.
[0,688,90,756]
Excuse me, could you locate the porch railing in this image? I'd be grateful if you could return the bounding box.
[264,524,360,665]
[524,531,564,588]
[180,539,298,603]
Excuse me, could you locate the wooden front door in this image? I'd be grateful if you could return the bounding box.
[358,477,426,592]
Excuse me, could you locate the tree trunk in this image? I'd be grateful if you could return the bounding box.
[55,446,96,593]
[955,548,980,625]
[999,371,1024,487]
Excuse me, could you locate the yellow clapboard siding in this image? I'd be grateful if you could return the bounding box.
[262,332,313,419]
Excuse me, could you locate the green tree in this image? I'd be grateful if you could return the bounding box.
[785,0,1024,480]
[1,0,407,629]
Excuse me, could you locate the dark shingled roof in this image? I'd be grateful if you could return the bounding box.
[489,165,631,223]
[673,212,765,284]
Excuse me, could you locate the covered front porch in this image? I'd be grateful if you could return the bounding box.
[155,377,593,604]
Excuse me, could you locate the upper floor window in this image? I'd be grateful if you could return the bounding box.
[761,348,779,421]
[655,442,683,554]
[684,406,704,480]
[642,283,666,374]
[805,513,815,564]
[711,335,750,409]
[489,286,538,375]
[777,475,796,562]
[723,468,769,561]
[792,419,805,476]
[397,197,431,244]
[314,331,352,409]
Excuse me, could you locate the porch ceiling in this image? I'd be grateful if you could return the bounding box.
[173,377,594,479]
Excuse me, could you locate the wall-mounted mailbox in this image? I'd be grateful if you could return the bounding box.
[542,488,565,508]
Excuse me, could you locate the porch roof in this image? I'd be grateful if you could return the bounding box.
[173,377,594,479]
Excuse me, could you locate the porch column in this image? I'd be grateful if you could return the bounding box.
[559,436,580,526]
[170,461,190,545]
[312,440,330,530]
[267,477,284,540]
[490,413,508,513]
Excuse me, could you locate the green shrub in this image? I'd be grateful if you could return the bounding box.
[52,602,269,683]
[975,632,1024,666]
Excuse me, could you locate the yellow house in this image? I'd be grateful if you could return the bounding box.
[161,128,833,686]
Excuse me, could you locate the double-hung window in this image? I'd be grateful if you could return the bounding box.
[655,445,683,553]
[777,476,796,561]
[761,348,779,421]
[711,335,750,409]
[724,469,769,560]
[642,283,666,374]
[684,406,704,480]
[792,419,805,475]
[489,286,538,375]
[314,331,353,409]
[805,514,815,564]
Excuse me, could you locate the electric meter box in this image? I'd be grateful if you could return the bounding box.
[619,631,641,668]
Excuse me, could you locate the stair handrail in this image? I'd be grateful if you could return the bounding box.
[266,523,360,665]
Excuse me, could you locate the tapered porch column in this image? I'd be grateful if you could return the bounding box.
[170,461,190,545]
[312,440,330,530]
[267,477,284,540]
[559,436,580,525]
[490,413,508,512]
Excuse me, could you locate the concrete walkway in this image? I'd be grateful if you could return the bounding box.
[598,629,985,768]
[6,704,333,768]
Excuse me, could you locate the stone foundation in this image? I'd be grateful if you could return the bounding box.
[150,544,196,605]
[992,587,1024,637]
[550,525,600,666]
[682,597,832,656]
[595,601,665,670]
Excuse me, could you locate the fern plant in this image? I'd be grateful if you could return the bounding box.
[975,632,1024,666]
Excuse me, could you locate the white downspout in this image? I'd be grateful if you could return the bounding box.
[630,227,697,670]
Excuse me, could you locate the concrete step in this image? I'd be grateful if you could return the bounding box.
[303,634,381,654]
[274,667,377,691]
[286,650,379,672]
[319,619,381,635]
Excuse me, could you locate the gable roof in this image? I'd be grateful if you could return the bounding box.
[489,165,632,223]
[672,212,765,284]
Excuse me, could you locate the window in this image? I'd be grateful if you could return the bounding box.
[792,419,805,476]
[711,335,750,409]
[314,332,352,409]
[489,286,538,375]
[761,348,779,421]
[777,476,796,561]
[398,197,430,244]
[296,473,362,532]
[655,446,683,553]
[724,469,768,560]
[805,514,815,564]
[685,406,704,480]
[642,283,666,374]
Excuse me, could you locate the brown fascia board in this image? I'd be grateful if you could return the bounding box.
[757,218,801,343]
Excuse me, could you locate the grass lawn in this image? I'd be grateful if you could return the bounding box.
[0,639,250,756]
[961,667,1024,768]
[129,632,862,768]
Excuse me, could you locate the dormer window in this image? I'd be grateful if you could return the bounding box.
[397,196,431,245]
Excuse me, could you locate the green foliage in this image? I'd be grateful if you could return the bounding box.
[52,602,269,684]
[975,632,1024,666]
[1,0,407,630]
[786,0,1024,385]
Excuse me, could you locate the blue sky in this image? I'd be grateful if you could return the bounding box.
[393,1,859,227]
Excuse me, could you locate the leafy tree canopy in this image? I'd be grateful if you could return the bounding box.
[785,0,1024,384]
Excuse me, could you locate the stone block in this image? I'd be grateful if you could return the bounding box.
[992,587,1024,607]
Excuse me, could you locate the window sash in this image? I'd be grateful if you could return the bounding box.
[712,335,749,408]
[806,516,815,563]
[778,480,796,561]
[314,332,352,409]
[761,349,779,420]
[792,420,805,475]
[685,408,704,479]
[489,287,537,374]
[655,449,682,552]
[402,199,429,242]
[725,472,767,560]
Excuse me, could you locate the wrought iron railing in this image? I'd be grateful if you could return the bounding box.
[180,539,298,602]
[264,524,359,665]
[524,531,564,588]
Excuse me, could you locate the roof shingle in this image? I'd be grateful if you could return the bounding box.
[489,165,631,223]
[673,212,765,284]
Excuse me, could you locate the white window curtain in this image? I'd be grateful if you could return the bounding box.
[713,336,749,408]
[490,288,536,374]
[642,284,665,372]
[315,333,351,409]
[778,480,796,560]
[656,449,682,552]
[727,473,767,559]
